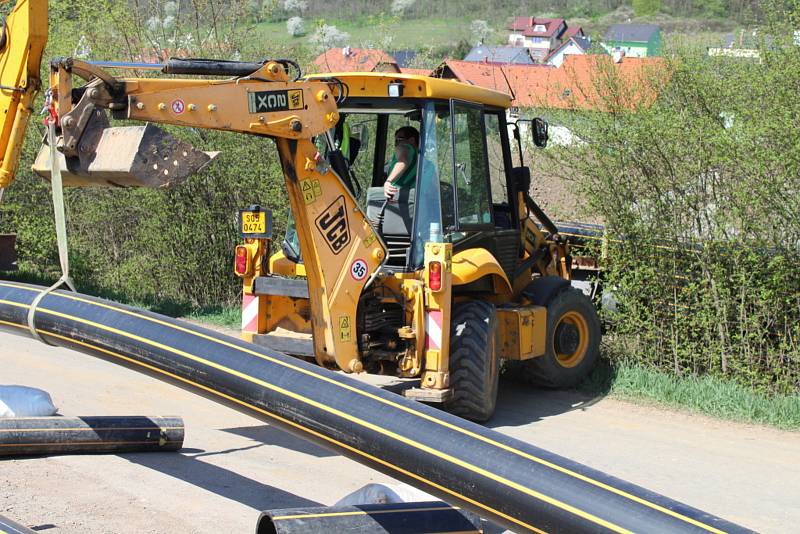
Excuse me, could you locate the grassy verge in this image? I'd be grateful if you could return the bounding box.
[188,307,241,330]
[582,359,800,431]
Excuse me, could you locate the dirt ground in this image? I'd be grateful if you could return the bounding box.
[2,331,799,533]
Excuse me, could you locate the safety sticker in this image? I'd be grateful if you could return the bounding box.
[338,316,352,342]
[171,99,185,114]
[350,259,368,281]
[363,231,376,247]
[315,195,350,254]
[301,179,322,205]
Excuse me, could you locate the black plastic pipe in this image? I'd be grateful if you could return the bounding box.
[0,281,752,534]
[0,415,183,456]
[0,515,36,534]
[256,501,481,534]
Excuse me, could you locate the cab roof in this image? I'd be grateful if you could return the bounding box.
[304,72,512,109]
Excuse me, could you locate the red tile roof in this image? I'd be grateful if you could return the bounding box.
[508,16,566,38]
[434,55,668,111]
[562,26,584,40]
[313,48,401,73]
[399,67,432,76]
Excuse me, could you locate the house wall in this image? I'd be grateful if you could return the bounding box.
[547,41,585,67]
[647,32,662,56]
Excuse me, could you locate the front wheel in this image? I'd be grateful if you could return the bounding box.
[518,288,601,388]
[443,300,500,422]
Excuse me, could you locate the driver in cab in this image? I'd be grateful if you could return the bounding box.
[383,126,419,199]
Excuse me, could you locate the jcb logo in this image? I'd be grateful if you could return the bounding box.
[315,196,350,254]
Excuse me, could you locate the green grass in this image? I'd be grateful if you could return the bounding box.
[582,360,800,431]
[188,307,241,330]
[254,17,473,51]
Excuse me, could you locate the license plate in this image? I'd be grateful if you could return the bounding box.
[238,208,272,238]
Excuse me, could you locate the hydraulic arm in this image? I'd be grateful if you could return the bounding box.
[42,58,386,373]
[0,0,47,188]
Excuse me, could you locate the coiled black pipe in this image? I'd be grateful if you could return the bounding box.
[256,501,481,534]
[0,281,751,534]
[0,416,183,456]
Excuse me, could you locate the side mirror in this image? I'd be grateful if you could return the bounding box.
[532,117,548,148]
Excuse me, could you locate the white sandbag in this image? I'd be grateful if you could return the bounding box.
[335,482,436,506]
[0,385,57,417]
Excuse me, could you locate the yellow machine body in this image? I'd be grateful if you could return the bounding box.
[0,0,600,420]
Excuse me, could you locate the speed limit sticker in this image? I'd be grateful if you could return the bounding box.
[350,259,368,281]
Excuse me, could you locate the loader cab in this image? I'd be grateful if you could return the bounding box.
[285,87,522,281]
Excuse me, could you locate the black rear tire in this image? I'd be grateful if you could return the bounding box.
[515,288,601,388]
[444,300,500,422]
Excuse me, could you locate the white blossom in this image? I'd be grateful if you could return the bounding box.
[391,0,415,15]
[286,17,305,37]
[308,24,350,52]
[283,0,307,12]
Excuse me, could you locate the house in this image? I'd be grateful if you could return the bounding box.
[545,35,592,67]
[603,24,661,57]
[507,16,569,61]
[313,47,401,73]
[464,45,535,65]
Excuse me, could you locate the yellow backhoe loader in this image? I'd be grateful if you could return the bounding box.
[0,0,600,421]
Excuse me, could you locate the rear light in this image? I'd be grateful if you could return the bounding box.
[428,261,442,291]
[234,245,251,277]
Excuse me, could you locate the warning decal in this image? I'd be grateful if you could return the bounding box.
[301,179,322,204]
[171,99,185,114]
[338,316,352,342]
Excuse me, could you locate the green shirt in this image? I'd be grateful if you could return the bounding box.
[386,143,418,188]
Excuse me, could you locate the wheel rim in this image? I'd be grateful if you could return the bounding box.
[553,311,589,368]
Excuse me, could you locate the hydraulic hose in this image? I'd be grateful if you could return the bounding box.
[0,416,183,457]
[0,281,752,534]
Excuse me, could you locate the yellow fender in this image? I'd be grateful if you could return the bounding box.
[451,248,512,296]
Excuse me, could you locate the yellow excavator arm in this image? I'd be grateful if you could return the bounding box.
[43,57,386,373]
[0,0,47,188]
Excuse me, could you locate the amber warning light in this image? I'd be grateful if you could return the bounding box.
[234,244,253,277]
[428,261,442,291]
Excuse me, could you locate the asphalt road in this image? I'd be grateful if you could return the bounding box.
[1,330,798,533]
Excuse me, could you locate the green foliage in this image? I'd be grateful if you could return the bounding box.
[583,359,800,430]
[633,0,663,16]
[540,8,800,396]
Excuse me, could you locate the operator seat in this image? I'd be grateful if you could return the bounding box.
[366,187,415,268]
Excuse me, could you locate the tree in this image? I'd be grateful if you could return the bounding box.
[632,0,662,16]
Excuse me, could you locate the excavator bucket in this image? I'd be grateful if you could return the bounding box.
[32,121,218,188]
[0,0,48,188]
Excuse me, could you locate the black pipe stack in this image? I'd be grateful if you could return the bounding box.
[0,281,752,534]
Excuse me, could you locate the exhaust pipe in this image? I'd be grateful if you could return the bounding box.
[0,281,752,534]
[256,501,481,534]
[0,415,184,456]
